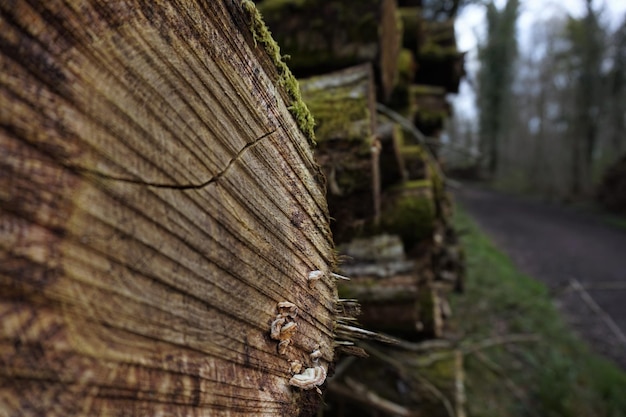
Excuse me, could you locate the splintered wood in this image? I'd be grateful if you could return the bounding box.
[0,1,335,416]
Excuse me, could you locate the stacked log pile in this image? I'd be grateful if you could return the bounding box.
[257,1,467,416]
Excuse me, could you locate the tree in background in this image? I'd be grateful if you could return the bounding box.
[476,0,519,179]
[455,0,620,200]
[500,15,572,195]
[606,15,626,159]
[564,0,606,197]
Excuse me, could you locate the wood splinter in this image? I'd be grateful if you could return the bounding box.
[308,270,351,288]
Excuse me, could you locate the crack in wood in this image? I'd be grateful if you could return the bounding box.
[69,129,277,189]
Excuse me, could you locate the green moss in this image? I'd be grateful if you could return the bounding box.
[299,70,373,144]
[400,144,428,160]
[397,49,415,85]
[382,188,435,249]
[241,0,316,144]
[305,97,370,143]
[404,179,432,190]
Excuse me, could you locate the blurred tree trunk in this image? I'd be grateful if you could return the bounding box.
[476,0,519,179]
[608,17,626,158]
[567,0,606,197]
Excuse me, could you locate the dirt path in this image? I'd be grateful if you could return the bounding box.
[455,185,626,369]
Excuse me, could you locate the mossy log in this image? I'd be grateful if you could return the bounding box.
[400,145,430,181]
[299,64,380,243]
[398,8,465,93]
[411,85,451,115]
[415,36,465,93]
[381,181,436,252]
[258,0,401,101]
[0,1,337,416]
[432,227,466,293]
[335,234,445,337]
[340,278,448,339]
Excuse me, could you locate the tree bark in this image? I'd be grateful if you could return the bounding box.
[0,1,336,416]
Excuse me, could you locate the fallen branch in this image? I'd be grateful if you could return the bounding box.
[416,334,541,368]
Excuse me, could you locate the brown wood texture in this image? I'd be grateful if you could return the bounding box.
[0,1,336,415]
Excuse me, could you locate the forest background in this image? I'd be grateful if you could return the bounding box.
[445,0,626,203]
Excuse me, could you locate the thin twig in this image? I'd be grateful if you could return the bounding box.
[461,334,541,356]
[393,338,454,352]
[416,334,541,367]
[335,323,401,345]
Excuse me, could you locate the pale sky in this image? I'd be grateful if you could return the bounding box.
[452,0,626,119]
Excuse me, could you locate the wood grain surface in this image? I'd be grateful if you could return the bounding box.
[0,1,335,415]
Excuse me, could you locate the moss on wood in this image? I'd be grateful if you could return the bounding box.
[299,65,378,243]
[397,48,417,85]
[241,0,316,143]
[381,182,436,250]
[300,74,372,144]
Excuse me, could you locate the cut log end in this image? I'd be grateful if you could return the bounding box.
[0,1,336,416]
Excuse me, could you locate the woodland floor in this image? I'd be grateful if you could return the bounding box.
[454,184,626,370]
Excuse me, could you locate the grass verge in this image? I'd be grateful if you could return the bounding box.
[452,207,626,417]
